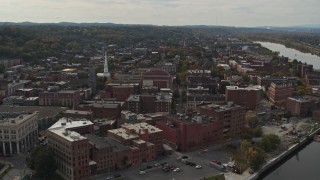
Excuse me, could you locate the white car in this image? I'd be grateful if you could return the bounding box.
[195,165,202,169]
[173,168,181,172]
[139,171,146,175]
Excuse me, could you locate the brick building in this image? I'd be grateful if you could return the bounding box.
[267,82,295,104]
[104,83,140,101]
[156,115,222,152]
[285,96,320,117]
[196,103,246,139]
[108,122,163,156]
[225,85,262,110]
[39,90,81,107]
[142,68,172,89]
[126,93,171,114]
[47,119,93,180]
[77,102,121,119]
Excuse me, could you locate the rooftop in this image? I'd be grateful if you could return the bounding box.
[121,122,162,134]
[226,85,262,91]
[49,128,86,142]
[0,111,39,126]
[49,118,93,130]
[108,128,139,140]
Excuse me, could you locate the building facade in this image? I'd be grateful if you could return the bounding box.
[0,111,39,155]
[225,85,262,110]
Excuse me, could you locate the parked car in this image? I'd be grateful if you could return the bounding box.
[154,163,161,167]
[173,168,181,172]
[139,171,146,175]
[105,176,113,180]
[195,165,202,169]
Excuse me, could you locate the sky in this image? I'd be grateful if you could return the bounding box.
[0,0,319,27]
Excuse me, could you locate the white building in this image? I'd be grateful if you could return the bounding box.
[0,111,39,154]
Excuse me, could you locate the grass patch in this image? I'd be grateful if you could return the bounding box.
[205,173,225,180]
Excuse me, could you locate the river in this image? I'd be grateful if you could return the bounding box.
[257,41,320,69]
[263,142,320,180]
[255,41,320,180]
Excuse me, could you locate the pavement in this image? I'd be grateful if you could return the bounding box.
[0,153,32,180]
[91,145,232,180]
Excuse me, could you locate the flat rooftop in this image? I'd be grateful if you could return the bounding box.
[49,118,93,130]
[49,128,86,142]
[108,128,139,140]
[226,85,262,91]
[0,105,65,119]
[0,111,39,126]
[121,122,162,134]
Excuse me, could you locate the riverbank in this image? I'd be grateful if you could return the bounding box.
[248,127,320,180]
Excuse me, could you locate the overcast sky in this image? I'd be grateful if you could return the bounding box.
[0,0,319,27]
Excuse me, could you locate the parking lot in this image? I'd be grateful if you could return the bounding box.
[92,147,230,180]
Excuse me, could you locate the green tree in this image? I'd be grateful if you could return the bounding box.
[28,146,57,179]
[261,134,280,152]
[253,126,263,137]
[0,64,5,73]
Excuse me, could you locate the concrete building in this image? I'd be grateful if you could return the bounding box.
[62,110,93,120]
[268,82,295,104]
[7,80,31,96]
[2,96,39,106]
[39,90,81,107]
[225,85,262,110]
[0,111,39,154]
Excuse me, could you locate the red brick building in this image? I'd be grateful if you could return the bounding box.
[108,122,163,156]
[126,93,171,114]
[156,115,222,152]
[286,96,320,117]
[47,119,94,180]
[225,85,262,110]
[196,103,246,139]
[268,82,295,104]
[77,102,121,119]
[142,68,172,89]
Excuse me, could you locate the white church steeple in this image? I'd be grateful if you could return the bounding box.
[103,51,110,78]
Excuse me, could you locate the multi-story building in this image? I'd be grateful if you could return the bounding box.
[108,122,163,156]
[62,110,93,120]
[196,103,246,139]
[7,80,31,96]
[47,119,94,180]
[105,83,140,101]
[0,111,39,155]
[156,114,222,152]
[186,93,225,111]
[225,85,262,110]
[142,68,172,89]
[39,90,81,107]
[162,63,177,74]
[126,93,171,114]
[77,102,121,119]
[187,70,218,94]
[257,76,296,88]
[47,127,90,180]
[286,96,320,117]
[2,96,39,106]
[268,82,295,104]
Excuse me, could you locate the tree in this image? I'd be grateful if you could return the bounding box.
[261,134,280,152]
[253,126,263,137]
[0,64,5,73]
[28,146,57,179]
[248,148,266,171]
